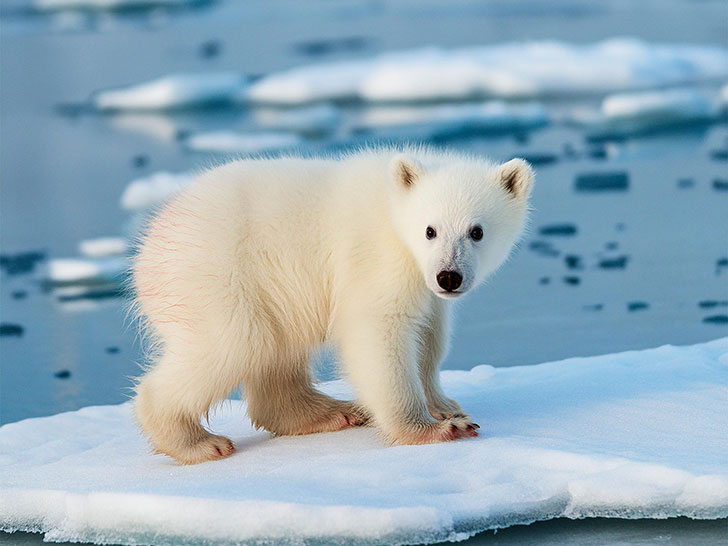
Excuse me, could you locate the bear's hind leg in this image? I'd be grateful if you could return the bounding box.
[134,352,237,465]
[244,362,369,436]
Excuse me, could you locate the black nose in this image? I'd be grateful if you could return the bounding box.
[436,270,462,292]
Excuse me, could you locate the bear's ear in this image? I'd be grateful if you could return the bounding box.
[390,154,425,189]
[499,158,534,199]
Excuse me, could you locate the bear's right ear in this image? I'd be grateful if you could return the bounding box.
[390,154,424,189]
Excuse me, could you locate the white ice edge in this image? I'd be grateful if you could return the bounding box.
[1,339,726,545]
[243,39,728,105]
[93,73,247,111]
[78,237,128,257]
[120,170,195,212]
[44,257,129,284]
[35,0,201,10]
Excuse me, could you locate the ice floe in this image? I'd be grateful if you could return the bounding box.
[93,73,247,111]
[1,339,726,545]
[44,257,129,285]
[79,237,129,257]
[243,39,728,105]
[185,130,302,154]
[120,170,194,212]
[354,101,548,139]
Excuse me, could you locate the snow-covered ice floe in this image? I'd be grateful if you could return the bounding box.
[1,339,726,546]
[354,101,548,139]
[120,170,194,212]
[93,73,247,111]
[580,88,721,138]
[243,39,728,105]
[44,257,129,285]
[185,130,302,154]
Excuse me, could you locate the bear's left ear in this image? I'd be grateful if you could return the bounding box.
[499,158,534,199]
[390,154,425,189]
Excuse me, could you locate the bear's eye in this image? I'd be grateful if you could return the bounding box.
[470,225,483,241]
[426,226,437,240]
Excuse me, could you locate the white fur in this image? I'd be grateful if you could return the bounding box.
[132,147,533,464]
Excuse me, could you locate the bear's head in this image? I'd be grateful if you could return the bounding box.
[389,152,533,300]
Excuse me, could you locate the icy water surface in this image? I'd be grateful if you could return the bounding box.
[1,0,727,543]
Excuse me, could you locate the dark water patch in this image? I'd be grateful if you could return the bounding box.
[0,323,24,337]
[615,222,626,232]
[717,257,728,274]
[627,301,649,312]
[599,256,629,270]
[677,178,695,189]
[12,290,28,300]
[529,240,560,257]
[56,286,125,302]
[200,39,222,59]
[699,300,728,309]
[563,276,580,285]
[709,149,728,161]
[605,241,618,250]
[513,133,529,145]
[575,171,629,192]
[106,346,120,354]
[519,152,558,166]
[539,224,577,236]
[0,251,46,275]
[583,303,603,311]
[54,370,71,379]
[703,315,728,324]
[294,36,368,57]
[132,154,149,168]
[562,142,577,158]
[712,178,728,191]
[539,277,551,285]
[564,255,582,270]
[587,144,607,160]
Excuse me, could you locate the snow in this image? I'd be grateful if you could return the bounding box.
[1,339,726,546]
[44,257,129,285]
[93,73,247,111]
[355,101,548,139]
[243,39,728,105]
[185,130,302,154]
[120,170,194,212]
[253,104,342,137]
[79,237,128,257]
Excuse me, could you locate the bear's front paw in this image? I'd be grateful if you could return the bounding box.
[392,416,479,445]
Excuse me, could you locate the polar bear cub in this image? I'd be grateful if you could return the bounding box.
[133,148,533,464]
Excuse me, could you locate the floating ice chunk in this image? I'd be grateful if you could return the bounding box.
[355,101,548,139]
[720,83,728,110]
[93,73,247,111]
[35,0,204,10]
[185,131,302,154]
[253,104,342,137]
[120,171,194,212]
[109,113,184,142]
[1,339,726,545]
[583,88,720,138]
[244,39,728,104]
[78,237,128,257]
[44,257,129,285]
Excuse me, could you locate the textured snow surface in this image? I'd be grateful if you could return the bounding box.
[1,339,726,546]
[93,73,247,110]
[244,39,728,104]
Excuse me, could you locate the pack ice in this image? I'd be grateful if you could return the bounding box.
[1,339,726,545]
[244,39,728,104]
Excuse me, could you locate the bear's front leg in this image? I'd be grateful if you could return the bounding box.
[416,302,475,423]
[337,316,478,444]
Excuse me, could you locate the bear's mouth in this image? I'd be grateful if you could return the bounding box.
[436,290,464,299]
